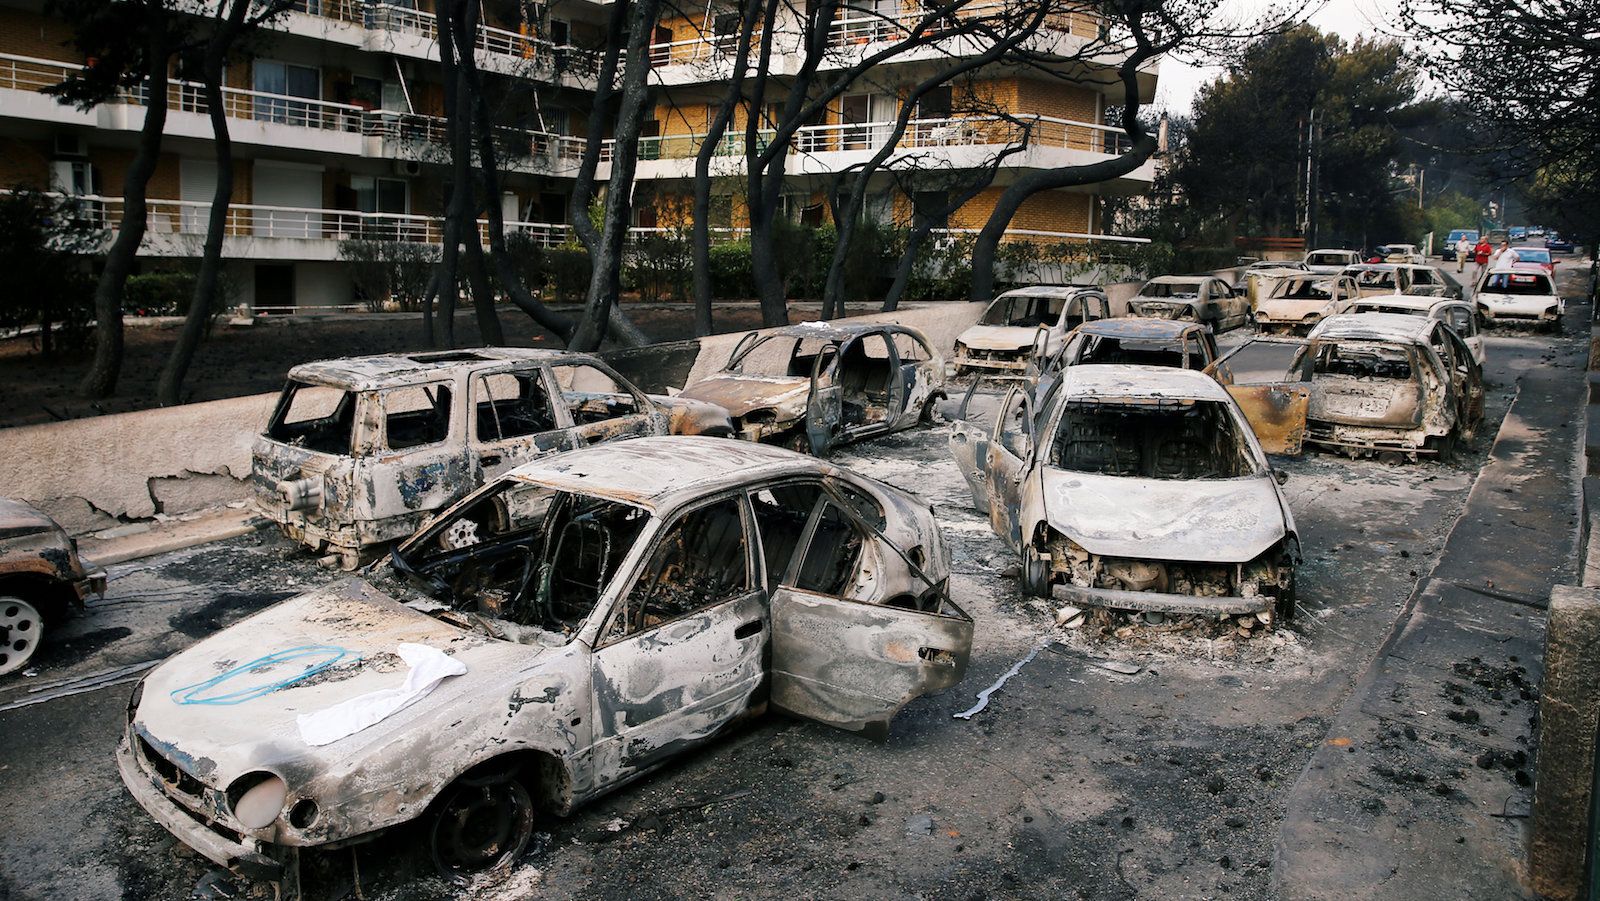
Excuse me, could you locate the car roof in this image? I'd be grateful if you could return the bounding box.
[502,436,824,511]
[1348,294,1441,312]
[1144,275,1212,285]
[1255,266,1320,277]
[288,348,586,391]
[761,321,922,342]
[1307,248,1358,255]
[1060,363,1231,402]
[1309,312,1433,343]
[1346,263,1400,272]
[1077,318,1204,339]
[995,284,1102,299]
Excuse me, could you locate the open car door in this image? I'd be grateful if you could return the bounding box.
[1206,338,1311,455]
[984,386,1033,549]
[769,494,973,741]
[804,345,842,454]
[948,378,999,514]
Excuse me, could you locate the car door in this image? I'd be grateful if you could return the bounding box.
[767,492,973,740]
[836,332,905,442]
[358,379,470,524]
[804,344,843,453]
[948,379,998,514]
[1435,325,1484,433]
[469,367,575,481]
[1196,330,1230,383]
[1205,339,1311,454]
[588,494,767,782]
[983,386,1034,548]
[889,331,938,429]
[548,360,664,449]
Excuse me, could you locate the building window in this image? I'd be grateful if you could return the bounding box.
[253,60,321,124]
[352,176,408,215]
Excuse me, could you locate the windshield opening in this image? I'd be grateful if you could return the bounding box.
[1050,398,1258,480]
[1482,273,1553,295]
[1070,335,1203,369]
[1354,271,1398,289]
[726,335,834,377]
[395,481,650,644]
[266,380,357,455]
[1307,252,1351,266]
[1308,341,1414,381]
[983,295,1066,326]
[1140,281,1199,299]
[1277,279,1335,300]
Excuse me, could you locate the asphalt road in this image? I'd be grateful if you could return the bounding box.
[0,251,1589,901]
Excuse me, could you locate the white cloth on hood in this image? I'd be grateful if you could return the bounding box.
[296,643,467,747]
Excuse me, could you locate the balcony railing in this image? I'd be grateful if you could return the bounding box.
[647,30,765,67]
[931,227,1151,245]
[360,3,602,75]
[828,1,1102,49]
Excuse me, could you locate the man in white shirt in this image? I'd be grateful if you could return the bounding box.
[1454,235,1472,272]
[1493,243,1520,269]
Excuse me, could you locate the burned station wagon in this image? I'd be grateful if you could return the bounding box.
[678,322,945,455]
[948,366,1298,627]
[120,437,970,884]
[252,349,733,567]
[951,286,1110,375]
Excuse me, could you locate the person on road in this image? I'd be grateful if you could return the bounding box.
[1473,237,1493,284]
[1455,235,1472,272]
[1493,241,1520,270]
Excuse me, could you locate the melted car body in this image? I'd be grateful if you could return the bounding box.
[121,437,969,884]
[1127,276,1249,333]
[947,366,1298,626]
[1345,295,1486,366]
[952,286,1110,375]
[1050,318,1223,378]
[0,498,106,675]
[251,349,732,567]
[1253,273,1361,335]
[678,323,945,455]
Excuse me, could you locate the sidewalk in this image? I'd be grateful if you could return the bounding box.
[1274,303,1590,898]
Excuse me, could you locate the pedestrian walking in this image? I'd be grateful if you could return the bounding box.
[1455,234,1472,272]
[1472,236,1493,284]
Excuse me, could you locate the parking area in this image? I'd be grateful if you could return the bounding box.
[0,263,1589,901]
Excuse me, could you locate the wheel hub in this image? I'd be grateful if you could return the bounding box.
[0,597,44,676]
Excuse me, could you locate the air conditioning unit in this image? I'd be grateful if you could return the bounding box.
[54,134,88,157]
[393,159,423,177]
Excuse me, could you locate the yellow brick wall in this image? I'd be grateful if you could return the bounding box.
[952,188,1092,236]
[0,137,51,188]
[967,77,1100,124]
[0,8,77,61]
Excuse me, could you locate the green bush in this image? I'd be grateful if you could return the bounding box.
[625,230,691,302]
[544,247,591,303]
[123,272,198,316]
[708,239,756,299]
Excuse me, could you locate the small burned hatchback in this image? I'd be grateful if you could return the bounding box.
[252,349,732,567]
[121,437,970,885]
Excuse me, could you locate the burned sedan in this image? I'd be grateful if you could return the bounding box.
[951,286,1110,375]
[1,498,106,675]
[948,366,1298,628]
[678,322,945,455]
[252,349,733,567]
[1047,318,1223,377]
[1253,272,1360,335]
[120,437,971,884]
[1127,275,1250,333]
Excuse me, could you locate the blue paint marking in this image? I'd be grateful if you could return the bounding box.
[169,645,358,706]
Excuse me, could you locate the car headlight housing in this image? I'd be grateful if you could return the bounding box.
[228,772,288,829]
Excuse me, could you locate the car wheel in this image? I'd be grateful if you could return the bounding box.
[919,392,946,425]
[427,770,536,878]
[1021,548,1051,599]
[0,595,44,676]
[1426,431,1458,464]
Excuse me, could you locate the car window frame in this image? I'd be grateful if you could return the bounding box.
[469,364,564,444]
[378,379,458,453]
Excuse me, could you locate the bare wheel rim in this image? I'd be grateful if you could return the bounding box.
[0,596,44,677]
[429,778,535,876]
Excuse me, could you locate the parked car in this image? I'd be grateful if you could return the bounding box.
[1127,275,1250,333]
[1344,263,1457,299]
[1049,318,1223,375]
[1254,272,1361,335]
[121,437,971,882]
[1474,269,1564,330]
[1546,233,1575,253]
[1303,248,1364,275]
[1345,295,1486,366]
[1509,246,1556,276]
[1378,244,1426,264]
[1441,229,1479,262]
[0,499,106,676]
[1240,261,1310,310]
[1216,313,1484,460]
[679,323,945,456]
[252,349,734,568]
[951,286,1110,375]
[948,365,1299,629]
[1509,226,1527,241]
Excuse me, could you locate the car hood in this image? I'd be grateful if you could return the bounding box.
[1259,298,1336,319]
[678,374,811,419]
[133,579,536,783]
[1041,468,1287,562]
[958,325,1041,352]
[0,497,57,533]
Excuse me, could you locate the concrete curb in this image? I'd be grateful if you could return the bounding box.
[79,510,269,568]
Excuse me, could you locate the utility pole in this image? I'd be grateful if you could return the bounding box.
[1306,108,1319,249]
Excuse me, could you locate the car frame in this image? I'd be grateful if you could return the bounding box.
[1345,295,1486,366]
[251,349,733,568]
[1303,248,1364,275]
[947,365,1299,625]
[951,286,1111,375]
[120,437,971,885]
[678,322,946,456]
[0,498,107,676]
[1127,275,1250,333]
[1253,272,1361,335]
[1048,317,1224,376]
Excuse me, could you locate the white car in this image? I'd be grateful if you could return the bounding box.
[1345,295,1486,366]
[1303,249,1363,275]
[1379,244,1427,265]
[1474,269,1563,330]
[952,286,1111,375]
[1254,272,1361,335]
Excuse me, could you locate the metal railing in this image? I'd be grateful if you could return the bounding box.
[647,30,765,66]
[931,227,1151,245]
[828,1,1102,48]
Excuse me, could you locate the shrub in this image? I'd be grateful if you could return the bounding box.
[708,239,756,299]
[625,229,692,302]
[123,272,197,316]
[544,247,591,303]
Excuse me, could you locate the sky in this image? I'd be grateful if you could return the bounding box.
[1152,0,1407,116]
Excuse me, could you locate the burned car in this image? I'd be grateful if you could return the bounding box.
[252,349,733,567]
[679,322,945,455]
[0,498,106,675]
[1218,313,1484,460]
[1345,295,1485,366]
[948,366,1298,627]
[1049,318,1222,376]
[1344,263,1458,300]
[1474,268,1563,330]
[952,286,1110,375]
[1303,248,1363,275]
[1127,275,1250,333]
[120,437,970,884]
[1253,272,1360,335]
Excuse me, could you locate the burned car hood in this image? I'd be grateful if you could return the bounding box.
[0,497,57,534]
[957,325,1043,352]
[1041,469,1288,562]
[133,579,536,781]
[678,374,811,419]
[1129,299,1197,319]
[1259,299,1337,319]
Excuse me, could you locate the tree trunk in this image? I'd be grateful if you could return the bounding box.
[438,0,503,346]
[156,0,254,407]
[78,33,171,399]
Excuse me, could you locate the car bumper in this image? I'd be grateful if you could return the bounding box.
[116,736,283,882]
[1051,583,1273,617]
[1477,304,1559,323]
[953,352,1030,372]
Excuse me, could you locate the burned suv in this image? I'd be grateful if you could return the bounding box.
[252,349,732,567]
[949,366,1298,628]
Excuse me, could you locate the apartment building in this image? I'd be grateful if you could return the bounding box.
[0,0,1157,310]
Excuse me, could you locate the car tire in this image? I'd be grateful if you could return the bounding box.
[919,392,947,425]
[426,768,536,879]
[1021,548,1051,599]
[0,595,45,676]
